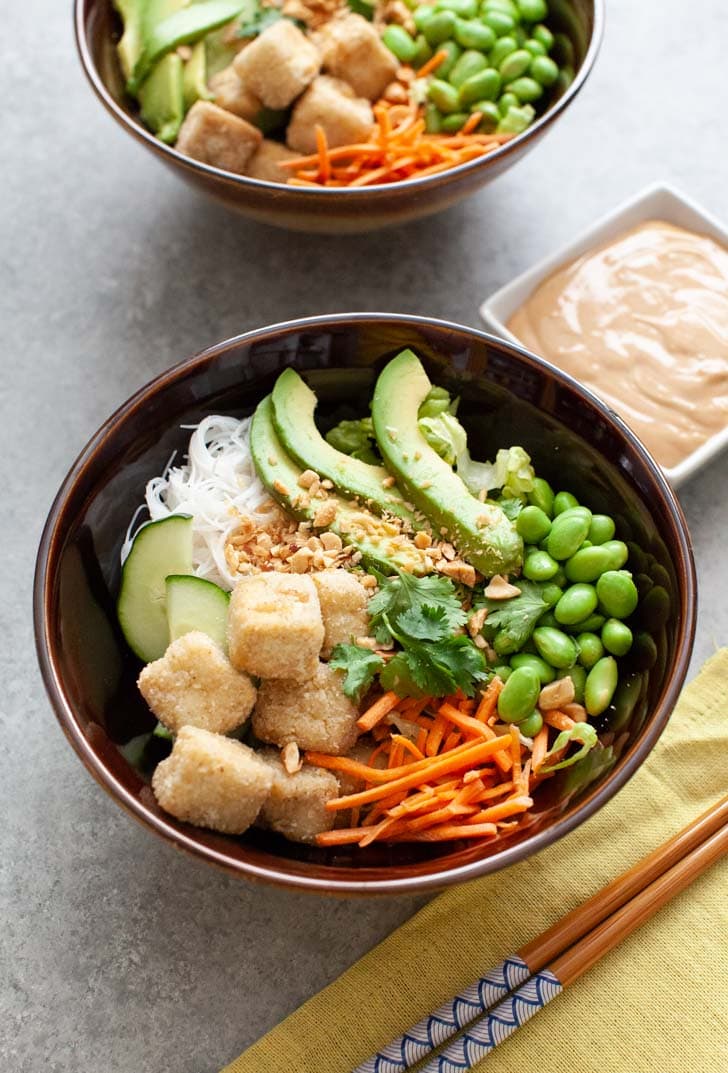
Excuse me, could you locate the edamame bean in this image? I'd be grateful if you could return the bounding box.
[602,619,633,656]
[584,656,618,716]
[529,54,559,85]
[497,91,519,115]
[424,103,443,132]
[565,664,587,704]
[413,33,434,68]
[518,710,543,737]
[482,9,516,35]
[492,664,513,681]
[537,609,558,628]
[601,540,629,570]
[516,0,547,19]
[632,631,657,670]
[441,112,469,131]
[523,548,559,581]
[428,78,461,113]
[528,477,555,516]
[472,100,501,130]
[524,37,546,56]
[555,65,574,94]
[546,513,591,561]
[414,5,435,31]
[381,25,418,62]
[459,67,502,104]
[588,514,616,544]
[508,75,544,101]
[532,23,554,50]
[564,612,605,635]
[489,34,518,67]
[423,10,457,44]
[564,545,612,583]
[596,571,639,619]
[510,652,555,684]
[438,0,478,16]
[433,39,463,79]
[533,626,578,669]
[500,47,532,81]
[576,632,604,669]
[497,665,541,722]
[552,568,568,588]
[449,49,489,87]
[554,583,598,626]
[552,31,575,67]
[482,0,519,15]
[639,586,671,631]
[541,582,564,607]
[553,491,579,515]
[454,17,496,50]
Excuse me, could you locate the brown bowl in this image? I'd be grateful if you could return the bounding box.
[75,0,604,233]
[34,314,695,895]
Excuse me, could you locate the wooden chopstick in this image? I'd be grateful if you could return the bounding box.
[353,794,728,1073]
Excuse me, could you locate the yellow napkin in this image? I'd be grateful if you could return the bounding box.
[224,650,728,1073]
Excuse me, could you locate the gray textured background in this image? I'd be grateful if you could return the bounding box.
[2,1,727,1070]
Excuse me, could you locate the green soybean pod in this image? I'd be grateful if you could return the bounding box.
[601,540,629,570]
[497,665,541,723]
[414,5,436,32]
[423,9,458,45]
[482,0,519,14]
[424,102,443,132]
[528,477,555,516]
[472,100,501,130]
[632,631,658,670]
[489,34,518,67]
[518,710,543,737]
[449,49,489,87]
[541,582,564,607]
[532,22,554,50]
[565,664,587,704]
[588,514,616,544]
[510,652,555,684]
[492,663,513,681]
[552,567,568,588]
[532,626,578,669]
[602,618,633,656]
[454,17,496,49]
[496,91,519,116]
[382,25,418,62]
[596,570,639,619]
[497,103,535,134]
[552,31,575,67]
[564,545,612,583]
[482,9,516,35]
[433,39,463,79]
[523,548,559,581]
[516,0,547,19]
[564,612,605,635]
[639,586,671,631]
[554,583,598,626]
[412,33,434,68]
[499,47,532,81]
[576,631,604,669]
[508,75,544,101]
[546,513,591,561]
[529,53,559,85]
[459,66,502,104]
[555,65,574,94]
[552,491,579,515]
[524,37,546,56]
[440,112,469,131]
[537,609,558,629]
[585,656,619,716]
[428,78,461,113]
[438,0,478,16]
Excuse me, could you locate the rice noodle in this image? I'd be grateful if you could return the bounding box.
[121,415,278,589]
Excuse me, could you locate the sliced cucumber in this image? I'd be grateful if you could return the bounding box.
[117,515,193,662]
[166,574,230,650]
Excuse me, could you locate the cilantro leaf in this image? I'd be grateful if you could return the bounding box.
[478,579,548,655]
[497,497,524,522]
[329,643,384,703]
[396,604,450,642]
[237,4,304,38]
[368,571,468,644]
[380,636,487,698]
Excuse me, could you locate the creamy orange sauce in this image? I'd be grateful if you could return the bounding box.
[508,220,728,468]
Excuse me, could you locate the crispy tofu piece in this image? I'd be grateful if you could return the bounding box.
[233,20,320,109]
[228,573,324,681]
[258,750,339,843]
[137,631,256,735]
[253,662,359,754]
[152,726,273,834]
[312,569,370,657]
[286,75,373,154]
[318,14,398,101]
[209,64,262,122]
[176,101,262,174]
[245,138,299,182]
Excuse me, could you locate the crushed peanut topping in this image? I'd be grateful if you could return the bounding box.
[382,475,396,488]
[298,469,320,489]
[483,575,522,600]
[225,508,356,577]
[414,530,432,549]
[438,559,477,587]
[273,479,290,497]
[539,677,576,711]
[281,742,303,775]
[467,607,488,637]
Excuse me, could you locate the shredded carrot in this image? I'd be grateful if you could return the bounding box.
[417,48,448,78]
[357,690,401,732]
[404,822,498,841]
[544,710,576,732]
[509,724,522,783]
[475,678,503,722]
[443,730,462,751]
[390,733,425,762]
[461,111,483,135]
[438,701,492,740]
[531,725,549,773]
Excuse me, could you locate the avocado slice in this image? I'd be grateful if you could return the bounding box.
[183,40,215,109]
[271,368,417,528]
[139,52,185,143]
[250,396,432,576]
[113,0,144,81]
[371,350,523,577]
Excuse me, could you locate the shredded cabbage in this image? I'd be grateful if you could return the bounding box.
[121,415,277,589]
[457,445,535,500]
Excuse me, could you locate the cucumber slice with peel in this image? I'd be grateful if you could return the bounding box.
[166,574,230,651]
[117,515,193,662]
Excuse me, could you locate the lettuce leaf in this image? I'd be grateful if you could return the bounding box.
[457,445,535,500]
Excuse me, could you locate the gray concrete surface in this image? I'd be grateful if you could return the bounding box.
[2,1,727,1070]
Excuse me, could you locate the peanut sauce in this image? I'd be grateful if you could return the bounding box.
[508,220,728,468]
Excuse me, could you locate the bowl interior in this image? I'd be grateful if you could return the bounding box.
[38,316,694,892]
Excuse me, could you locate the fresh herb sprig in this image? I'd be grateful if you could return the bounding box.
[477,579,548,656]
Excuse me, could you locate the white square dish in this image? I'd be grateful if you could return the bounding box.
[480,182,728,488]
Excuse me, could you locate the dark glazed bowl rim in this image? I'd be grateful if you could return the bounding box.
[74,0,605,199]
[34,313,696,895]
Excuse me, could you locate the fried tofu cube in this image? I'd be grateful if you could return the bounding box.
[312,569,370,657]
[176,101,262,174]
[253,662,359,754]
[233,20,320,109]
[209,64,262,122]
[228,573,324,681]
[258,750,339,843]
[286,75,374,154]
[319,14,398,101]
[152,726,273,834]
[138,631,256,735]
[245,138,299,182]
